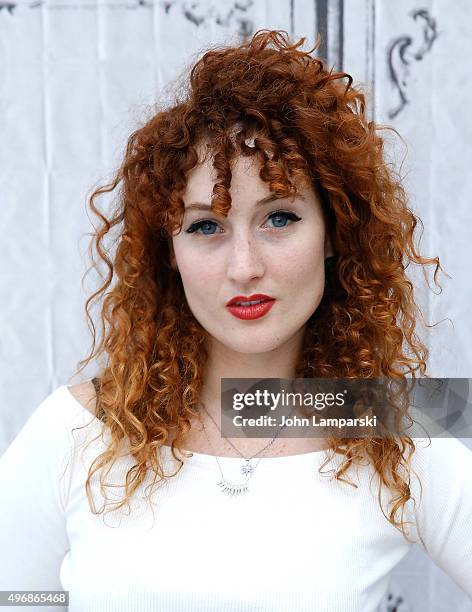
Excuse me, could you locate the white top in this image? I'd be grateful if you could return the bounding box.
[0,384,471,612]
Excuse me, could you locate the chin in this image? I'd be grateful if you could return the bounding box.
[211,328,298,355]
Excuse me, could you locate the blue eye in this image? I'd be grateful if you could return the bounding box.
[185,210,301,236]
[267,211,301,228]
[185,220,219,235]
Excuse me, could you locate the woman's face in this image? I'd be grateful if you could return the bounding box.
[171,144,333,355]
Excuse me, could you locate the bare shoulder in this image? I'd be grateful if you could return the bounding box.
[67,381,97,416]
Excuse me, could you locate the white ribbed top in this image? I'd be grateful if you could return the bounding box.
[0,384,471,611]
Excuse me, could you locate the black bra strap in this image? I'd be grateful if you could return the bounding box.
[91,377,101,396]
[91,377,105,421]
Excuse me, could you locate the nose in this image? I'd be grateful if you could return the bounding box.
[226,232,265,283]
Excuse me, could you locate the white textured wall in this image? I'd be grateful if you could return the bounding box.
[1,1,471,609]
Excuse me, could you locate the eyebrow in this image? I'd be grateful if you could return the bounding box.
[183,193,303,212]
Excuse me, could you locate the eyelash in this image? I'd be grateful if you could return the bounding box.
[185,210,302,236]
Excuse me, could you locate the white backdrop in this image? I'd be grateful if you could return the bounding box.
[1,1,471,609]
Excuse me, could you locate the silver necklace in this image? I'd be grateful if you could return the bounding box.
[197,404,293,497]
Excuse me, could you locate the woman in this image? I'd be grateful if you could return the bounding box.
[1,30,471,611]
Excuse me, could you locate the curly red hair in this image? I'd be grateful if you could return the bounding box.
[74,30,442,538]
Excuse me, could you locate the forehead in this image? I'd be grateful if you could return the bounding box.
[182,148,264,204]
[181,140,315,209]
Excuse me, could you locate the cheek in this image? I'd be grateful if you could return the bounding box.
[173,245,220,295]
[275,235,325,288]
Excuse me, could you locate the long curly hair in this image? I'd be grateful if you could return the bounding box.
[74,30,442,538]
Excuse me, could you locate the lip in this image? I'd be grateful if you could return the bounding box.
[225,294,276,321]
[226,293,275,307]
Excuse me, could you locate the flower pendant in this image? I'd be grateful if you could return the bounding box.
[241,460,255,476]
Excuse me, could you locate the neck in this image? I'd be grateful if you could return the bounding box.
[199,328,305,415]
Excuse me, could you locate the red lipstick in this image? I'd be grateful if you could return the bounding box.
[226,294,276,320]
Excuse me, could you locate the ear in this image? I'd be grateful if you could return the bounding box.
[168,240,178,271]
[324,230,335,259]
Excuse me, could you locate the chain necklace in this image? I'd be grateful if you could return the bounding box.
[197,403,295,497]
